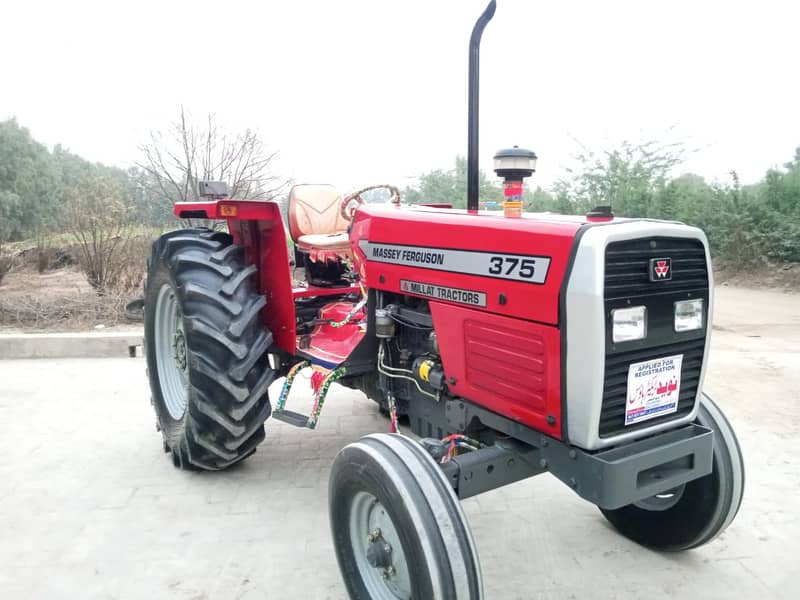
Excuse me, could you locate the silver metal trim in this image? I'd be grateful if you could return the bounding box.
[358,239,551,284]
[565,221,713,451]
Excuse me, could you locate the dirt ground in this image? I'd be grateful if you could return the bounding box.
[715,263,800,292]
[0,266,93,297]
[0,266,141,333]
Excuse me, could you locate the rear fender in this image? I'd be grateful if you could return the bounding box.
[174,200,296,354]
[174,200,277,221]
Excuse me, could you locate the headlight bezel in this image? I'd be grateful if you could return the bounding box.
[611,305,647,343]
[674,298,704,332]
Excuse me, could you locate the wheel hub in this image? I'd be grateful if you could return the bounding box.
[366,535,393,570]
[172,331,188,371]
[349,492,411,598]
[633,484,686,511]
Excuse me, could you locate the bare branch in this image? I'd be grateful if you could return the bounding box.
[138,109,285,211]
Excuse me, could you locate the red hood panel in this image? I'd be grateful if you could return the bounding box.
[351,205,583,325]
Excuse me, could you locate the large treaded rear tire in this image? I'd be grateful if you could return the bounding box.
[144,228,275,470]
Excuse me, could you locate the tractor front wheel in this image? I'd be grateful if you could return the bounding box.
[329,433,483,599]
[144,229,275,470]
[599,393,745,550]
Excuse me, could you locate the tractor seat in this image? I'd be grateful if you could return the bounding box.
[288,184,351,260]
[296,232,351,253]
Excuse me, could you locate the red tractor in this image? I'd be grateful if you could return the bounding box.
[144,2,744,598]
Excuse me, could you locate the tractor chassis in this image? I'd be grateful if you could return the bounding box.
[411,396,714,509]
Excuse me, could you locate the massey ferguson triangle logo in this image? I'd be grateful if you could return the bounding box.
[650,257,672,281]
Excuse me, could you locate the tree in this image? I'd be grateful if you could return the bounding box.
[64,173,135,292]
[139,108,286,210]
[404,156,504,208]
[557,140,685,217]
[0,119,60,242]
[0,239,16,285]
[122,166,173,226]
[524,186,565,213]
[748,149,800,262]
[655,173,714,223]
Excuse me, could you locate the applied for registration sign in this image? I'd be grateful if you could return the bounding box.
[625,354,684,426]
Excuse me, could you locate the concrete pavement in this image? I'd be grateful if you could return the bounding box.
[0,330,143,359]
[0,286,798,599]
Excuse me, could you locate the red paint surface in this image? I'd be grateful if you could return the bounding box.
[351,204,582,324]
[349,204,581,433]
[302,302,366,367]
[503,181,523,199]
[228,203,296,353]
[174,200,275,221]
[430,302,562,437]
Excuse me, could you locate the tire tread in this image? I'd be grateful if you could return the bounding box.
[144,228,274,470]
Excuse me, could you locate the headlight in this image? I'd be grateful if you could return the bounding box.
[674,298,704,332]
[612,306,647,342]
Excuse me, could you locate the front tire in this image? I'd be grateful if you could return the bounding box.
[145,229,275,470]
[600,393,745,550]
[329,433,483,599]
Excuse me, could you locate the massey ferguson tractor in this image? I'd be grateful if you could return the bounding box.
[143,2,744,597]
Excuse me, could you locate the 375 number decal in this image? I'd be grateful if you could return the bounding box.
[488,256,537,279]
[358,240,551,284]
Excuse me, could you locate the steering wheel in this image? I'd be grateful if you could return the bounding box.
[341,184,402,221]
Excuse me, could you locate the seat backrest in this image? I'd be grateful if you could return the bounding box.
[287,184,349,241]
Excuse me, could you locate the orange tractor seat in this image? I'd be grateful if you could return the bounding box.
[288,184,352,259]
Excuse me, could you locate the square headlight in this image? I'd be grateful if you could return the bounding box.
[675,298,704,332]
[612,306,647,343]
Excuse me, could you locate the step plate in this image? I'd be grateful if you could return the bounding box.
[272,409,310,428]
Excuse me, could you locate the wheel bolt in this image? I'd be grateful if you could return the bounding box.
[368,528,381,543]
[384,544,391,554]
[386,566,396,577]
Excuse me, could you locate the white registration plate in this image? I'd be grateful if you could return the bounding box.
[625,354,684,426]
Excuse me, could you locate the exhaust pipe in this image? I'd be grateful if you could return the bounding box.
[467,0,497,212]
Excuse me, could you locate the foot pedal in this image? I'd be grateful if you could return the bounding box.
[272,409,310,428]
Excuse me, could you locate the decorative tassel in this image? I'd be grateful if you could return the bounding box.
[310,370,326,395]
[387,392,398,433]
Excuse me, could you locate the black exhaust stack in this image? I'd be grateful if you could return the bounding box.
[467,0,497,212]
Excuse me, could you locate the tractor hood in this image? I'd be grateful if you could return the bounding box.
[350,204,586,325]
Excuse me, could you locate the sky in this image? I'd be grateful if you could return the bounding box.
[2,0,799,192]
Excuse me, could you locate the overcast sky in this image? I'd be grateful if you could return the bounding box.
[2,0,798,192]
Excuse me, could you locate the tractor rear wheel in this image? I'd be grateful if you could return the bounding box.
[329,433,483,599]
[599,393,744,550]
[144,228,275,470]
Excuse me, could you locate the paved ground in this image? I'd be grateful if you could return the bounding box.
[0,286,797,599]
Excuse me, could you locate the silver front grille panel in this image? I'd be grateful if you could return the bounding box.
[564,221,713,451]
